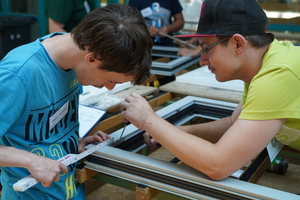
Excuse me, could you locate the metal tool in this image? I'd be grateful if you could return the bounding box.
[113,122,130,146]
[119,122,129,140]
[13,138,114,192]
[158,32,197,49]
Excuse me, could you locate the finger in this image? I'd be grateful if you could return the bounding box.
[130,92,141,98]
[120,101,130,111]
[53,173,61,182]
[143,133,152,147]
[60,163,69,175]
[41,182,48,188]
[150,138,158,145]
[95,131,110,141]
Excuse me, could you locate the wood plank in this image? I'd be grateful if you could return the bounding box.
[114,85,158,101]
[104,85,158,112]
[269,18,300,26]
[160,81,242,103]
[76,168,99,184]
[259,2,300,12]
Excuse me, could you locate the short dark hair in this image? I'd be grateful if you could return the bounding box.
[217,33,275,48]
[70,4,153,84]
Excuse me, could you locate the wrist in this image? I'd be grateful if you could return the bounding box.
[141,113,157,131]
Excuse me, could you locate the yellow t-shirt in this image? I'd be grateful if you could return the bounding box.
[239,39,300,150]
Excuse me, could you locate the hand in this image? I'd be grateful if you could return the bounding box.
[148,26,160,37]
[143,132,159,150]
[120,92,156,130]
[178,47,201,57]
[28,155,68,188]
[78,131,111,153]
[159,26,169,35]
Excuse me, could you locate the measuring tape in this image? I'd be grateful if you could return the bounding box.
[13,137,114,192]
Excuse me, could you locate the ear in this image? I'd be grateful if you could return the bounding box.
[232,34,247,54]
[84,52,96,63]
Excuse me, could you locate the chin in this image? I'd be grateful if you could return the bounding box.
[215,76,226,82]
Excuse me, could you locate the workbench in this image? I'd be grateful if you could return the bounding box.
[79,78,300,199]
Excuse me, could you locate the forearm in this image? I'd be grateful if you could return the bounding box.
[48,18,66,33]
[142,114,227,179]
[0,145,36,169]
[178,116,232,143]
[166,19,184,33]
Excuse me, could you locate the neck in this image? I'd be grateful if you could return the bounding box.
[42,34,83,71]
[241,45,270,83]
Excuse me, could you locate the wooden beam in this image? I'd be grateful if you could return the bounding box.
[259,2,300,12]
[136,184,160,200]
[87,92,173,135]
[76,168,99,184]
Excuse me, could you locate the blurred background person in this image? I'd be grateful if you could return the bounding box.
[46,0,95,33]
[128,0,185,47]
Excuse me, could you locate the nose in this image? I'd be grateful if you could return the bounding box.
[103,82,117,90]
[199,54,210,67]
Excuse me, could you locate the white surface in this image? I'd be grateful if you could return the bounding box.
[79,82,131,104]
[176,66,244,92]
[78,105,106,138]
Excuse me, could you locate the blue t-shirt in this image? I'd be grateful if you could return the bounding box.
[128,0,183,46]
[0,33,84,199]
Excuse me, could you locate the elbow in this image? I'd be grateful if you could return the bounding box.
[179,21,184,30]
[199,164,231,181]
[207,171,229,181]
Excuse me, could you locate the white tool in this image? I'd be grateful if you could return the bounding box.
[13,137,114,192]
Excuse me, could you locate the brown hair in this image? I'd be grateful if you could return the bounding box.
[217,33,274,48]
[71,4,153,84]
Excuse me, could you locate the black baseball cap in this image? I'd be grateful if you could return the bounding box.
[175,0,268,38]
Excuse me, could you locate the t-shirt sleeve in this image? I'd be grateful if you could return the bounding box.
[47,0,73,24]
[171,0,183,15]
[0,69,26,137]
[239,66,300,120]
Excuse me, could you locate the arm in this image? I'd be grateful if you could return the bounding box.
[144,100,240,149]
[178,45,201,57]
[121,92,286,180]
[159,12,184,34]
[0,145,68,187]
[48,18,66,33]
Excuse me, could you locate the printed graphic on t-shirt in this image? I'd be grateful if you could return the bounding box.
[276,125,300,145]
[142,3,171,43]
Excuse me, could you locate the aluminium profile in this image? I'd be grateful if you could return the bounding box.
[151,46,200,76]
[86,146,298,200]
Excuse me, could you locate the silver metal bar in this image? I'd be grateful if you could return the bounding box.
[86,160,217,200]
[86,146,299,200]
[151,46,200,76]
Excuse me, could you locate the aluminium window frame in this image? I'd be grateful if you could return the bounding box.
[85,96,298,200]
[151,46,200,76]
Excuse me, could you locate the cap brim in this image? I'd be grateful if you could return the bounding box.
[174,34,216,38]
